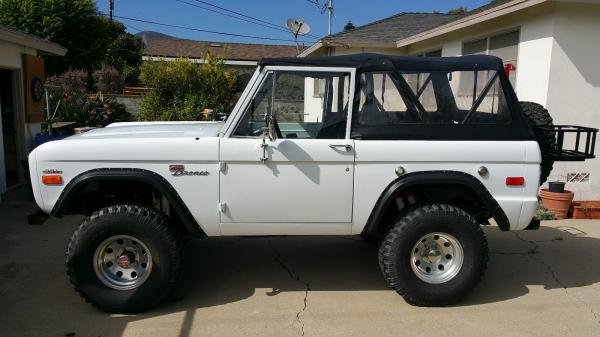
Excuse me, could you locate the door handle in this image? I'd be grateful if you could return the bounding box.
[329,144,353,152]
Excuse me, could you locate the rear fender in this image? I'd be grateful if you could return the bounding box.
[362,170,510,235]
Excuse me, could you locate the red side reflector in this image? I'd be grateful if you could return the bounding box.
[506,177,525,186]
[42,175,63,185]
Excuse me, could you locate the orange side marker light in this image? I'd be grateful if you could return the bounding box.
[42,175,63,185]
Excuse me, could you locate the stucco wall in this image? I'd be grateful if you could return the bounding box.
[545,2,600,199]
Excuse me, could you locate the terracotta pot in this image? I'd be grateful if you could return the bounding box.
[571,201,600,219]
[539,188,574,219]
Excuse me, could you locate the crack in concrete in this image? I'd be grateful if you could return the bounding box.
[508,232,600,324]
[268,240,310,336]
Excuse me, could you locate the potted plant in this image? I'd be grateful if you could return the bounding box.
[539,176,574,219]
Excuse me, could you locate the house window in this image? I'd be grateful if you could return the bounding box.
[462,30,519,85]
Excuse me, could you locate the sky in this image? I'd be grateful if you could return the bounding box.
[96,0,490,45]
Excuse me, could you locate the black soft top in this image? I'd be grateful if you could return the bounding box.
[259,53,504,72]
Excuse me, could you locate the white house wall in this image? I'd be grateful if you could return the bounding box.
[400,2,600,199]
[545,2,600,199]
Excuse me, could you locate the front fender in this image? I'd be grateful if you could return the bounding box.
[52,168,206,236]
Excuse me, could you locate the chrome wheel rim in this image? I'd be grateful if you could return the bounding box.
[410,232,463,284]
[93,235,152,290]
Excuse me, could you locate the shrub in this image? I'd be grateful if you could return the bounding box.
[535,203,557,220]
[138,55,242,121]
[46,69,89,93]
[47,90,130,130]
[92,65,124,94]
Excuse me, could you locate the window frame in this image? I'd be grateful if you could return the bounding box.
[461,28,520,87]
[222,66,357,140]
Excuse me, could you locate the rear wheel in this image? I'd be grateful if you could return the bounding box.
[66,205,181,313]
[520,101,555,184]
[378,204,488,306]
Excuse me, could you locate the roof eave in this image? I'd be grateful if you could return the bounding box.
[0,28,67,56]
[395,0,547,48]
[298,41,323,57]
[142,55,258,65]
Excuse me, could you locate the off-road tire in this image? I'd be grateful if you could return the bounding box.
[66,205,181,313]
[520,101,555,184]
[378,204,488,306]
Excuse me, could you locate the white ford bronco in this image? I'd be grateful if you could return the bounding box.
[28,54,597,313]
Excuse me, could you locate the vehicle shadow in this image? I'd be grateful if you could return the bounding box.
[159,225,600,312]
[4,199,600,337]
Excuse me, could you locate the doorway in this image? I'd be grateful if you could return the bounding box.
[0,68,19,190]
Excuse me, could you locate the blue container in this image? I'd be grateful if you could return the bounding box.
[34,134,70,147]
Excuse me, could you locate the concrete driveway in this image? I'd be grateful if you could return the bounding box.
[1,190,599,337]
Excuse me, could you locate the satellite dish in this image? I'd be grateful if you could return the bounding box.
[287,18,311,55]
[286,18,311,38]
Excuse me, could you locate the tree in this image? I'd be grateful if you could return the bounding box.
[138,55,242,121]
[343,21,355,31]
[0,0,142,76]
[447,6,468,15]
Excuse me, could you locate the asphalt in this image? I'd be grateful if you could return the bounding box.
[1,189,599,337]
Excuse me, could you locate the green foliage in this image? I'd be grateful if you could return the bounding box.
[47,90,130,130]
[447,6,468,15]
[138,56,242,121]
[122,65,141,87]
[0,0,142,75]
[535,203,557,221]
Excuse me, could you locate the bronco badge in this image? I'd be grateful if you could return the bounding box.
[169,164,209,176]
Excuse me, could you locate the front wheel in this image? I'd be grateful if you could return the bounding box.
[66,205,182,313]
[378,204,488,306]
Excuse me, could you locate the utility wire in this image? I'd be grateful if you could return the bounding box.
[112,15,314,43]
[186,0,323,40]
[190,0,285,30]
[306,0,328,13]
[176,0,291,35]
[123,22,143,32]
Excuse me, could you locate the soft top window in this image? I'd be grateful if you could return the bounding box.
[355,70,511,126]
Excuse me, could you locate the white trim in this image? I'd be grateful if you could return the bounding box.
[142,55,257,66]
[0,26,66,56]
[298,41,323,57]
[263,66,354,73]
[221,67,262,137]
[395,0,547,48]
[345,68,357,140]
[223,65,357,138]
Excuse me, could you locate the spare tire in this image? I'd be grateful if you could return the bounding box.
[519,101,555,184]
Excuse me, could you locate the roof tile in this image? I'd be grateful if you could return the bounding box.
[142,37,298,61]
